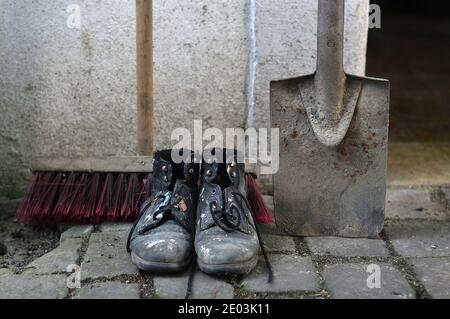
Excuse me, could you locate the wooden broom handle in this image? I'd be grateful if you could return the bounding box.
[136,0,153,156]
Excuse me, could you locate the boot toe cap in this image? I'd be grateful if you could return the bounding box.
[196,236,259,266]
[131,232,192,264]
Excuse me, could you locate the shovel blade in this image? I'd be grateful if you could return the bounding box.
[270,74,389,237]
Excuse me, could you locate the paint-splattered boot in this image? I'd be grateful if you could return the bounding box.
[195,149,272,278]
[127,149,199,272]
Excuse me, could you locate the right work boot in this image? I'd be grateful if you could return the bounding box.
[195,149,272,279]
[127,149,199,272]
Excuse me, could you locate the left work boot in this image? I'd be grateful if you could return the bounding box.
[127,149,199,272]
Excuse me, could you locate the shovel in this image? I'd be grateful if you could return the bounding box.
[270,0,389,237]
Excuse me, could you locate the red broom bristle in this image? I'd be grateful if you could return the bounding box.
[144,173,153,198]
[18,171,154,225]
[29,172,61,224]
[245,174,274,224]
[108,173,127,221]
[137,173,152,211]
[25,173,52,218]
[17,172,42,223]
[37,173,63,224]
[59,173,89,221]
[53,172,78,223]
[94,173,114,224]
[76,173,101,223]
[120,173,138,221]
[72,174,96,222]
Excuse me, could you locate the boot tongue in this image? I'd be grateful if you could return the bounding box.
[182,162,199,186]
[169,180,195,231]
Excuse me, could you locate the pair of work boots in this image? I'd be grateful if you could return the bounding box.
[127,149,271,277]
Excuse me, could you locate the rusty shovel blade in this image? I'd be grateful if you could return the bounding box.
[270,0,390,237]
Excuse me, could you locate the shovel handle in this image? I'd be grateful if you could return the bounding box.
[313,0,347,135]
[317,0,345,79]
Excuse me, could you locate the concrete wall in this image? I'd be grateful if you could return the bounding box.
[0,0,369,198]
[0,0,137,197]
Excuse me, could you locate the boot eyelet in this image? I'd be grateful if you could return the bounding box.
[162,165,168,172]
[163,176,169,182]
[206,170,212,177]
[188,168,195,174]
[212,189,216,194]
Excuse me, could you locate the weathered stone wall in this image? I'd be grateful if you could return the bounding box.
[0,0,369,198]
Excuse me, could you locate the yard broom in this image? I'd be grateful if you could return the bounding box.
[17,0,155,225]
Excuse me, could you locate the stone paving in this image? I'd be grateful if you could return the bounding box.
[0,187,449,299]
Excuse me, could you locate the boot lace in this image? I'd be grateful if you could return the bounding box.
[209,191,273,283]
[126,193,188,252]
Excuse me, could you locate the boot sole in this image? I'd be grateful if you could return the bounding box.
[131,252,192,273]
[197,255,259,276]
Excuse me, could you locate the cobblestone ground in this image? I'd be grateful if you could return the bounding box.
[0,187,449,299]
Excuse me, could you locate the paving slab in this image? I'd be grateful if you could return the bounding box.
[0,274,68,299]
[23,238,83,275]
[242,255,319,293]
[154,272,190,299]
[81,231,139,280]
[60,225,94,242]
[99,222,133,233]
[0,268,13,277]
[191,272,234,299]
[385,221,450,257]
[74,281,140,299]
[324,263,414,299]
[386,189,447,220]
[307,237,389,257]
[410,257,450,299]
[261,235,296,253]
